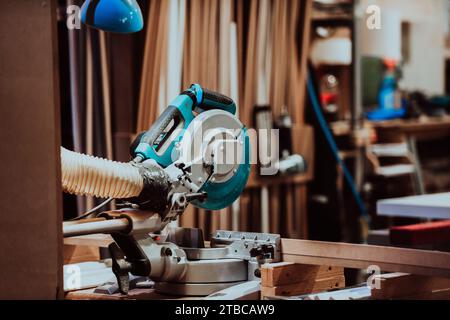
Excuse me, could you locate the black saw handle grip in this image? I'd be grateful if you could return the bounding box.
[190,84,237,115]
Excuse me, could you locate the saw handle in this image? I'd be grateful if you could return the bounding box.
[198,88,237,115]
[132,105,181,165]
[138,106,180,147]
[188,84,236,115]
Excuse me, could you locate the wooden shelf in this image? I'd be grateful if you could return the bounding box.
[330,116,450,140]
[370,116,450,135]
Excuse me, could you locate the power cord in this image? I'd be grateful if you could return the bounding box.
[69,197,113,221]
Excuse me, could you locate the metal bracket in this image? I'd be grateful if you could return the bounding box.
[211,230,281,263]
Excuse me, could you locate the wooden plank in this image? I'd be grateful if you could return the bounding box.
[109,34,138,162]
[235,0,245,113]
[180,204,196,228]
[217,0,233,231]
[261,262,343,287]
[99,31,113,160]
[64,245,101,265]
[86,30,94,156]
[411,288,450,300]
[64,234,113,248]
[240,191,251,231]
[156,0,170,115]
[85,29,94,210]
[138,0,162,131]
[65,287,186,300]
[269,0,282,118]
[281,239,450,277]
[285,184,294,237]
[209,0,219,89]
[247,188,258,231]
[242,0,258,127]
[269,185,280,234]
[277,0,288,118]
[0,0,63,298]
[287,0,300,121]
[149,0,169,124]
[292,125,315,181]
[295,0,313,125]
[164,0,185,106]
[261,275,345,297]
[294,184,308,239]
[252,0,271,236]
[371,273,450,300]
[138,0,155,131]
[219,0,232,95]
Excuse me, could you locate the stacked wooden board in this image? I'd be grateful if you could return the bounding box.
[371,273,450,300]
[261,262,345,298]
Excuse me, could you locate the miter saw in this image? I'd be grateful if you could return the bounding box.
[62,84,281,297]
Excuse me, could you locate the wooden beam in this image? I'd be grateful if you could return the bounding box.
[261,262,343,287]
[372,272,450,299]
[99,31,113,161]
[242,0,258,127]
[371,273,450,300]
[261,275,345,297]
[63,234,113,248]
[281,239,450,277]
[64,245,100,265]
[295,0,313,124]
[85,29,94,210]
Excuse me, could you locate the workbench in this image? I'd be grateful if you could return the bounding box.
[377,192,450,220]
[63,233,450,300]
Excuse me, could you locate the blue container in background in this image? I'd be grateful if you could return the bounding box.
[366,59,406,121]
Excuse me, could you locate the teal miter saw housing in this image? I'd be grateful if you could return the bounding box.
[131,84,250,211]
[132,93,196,168]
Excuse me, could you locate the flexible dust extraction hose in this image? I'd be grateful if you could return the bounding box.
[61,147,144,199]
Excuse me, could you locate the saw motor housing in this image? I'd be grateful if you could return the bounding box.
[130,84,250,213]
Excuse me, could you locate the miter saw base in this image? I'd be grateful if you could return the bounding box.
[96,228,281,297]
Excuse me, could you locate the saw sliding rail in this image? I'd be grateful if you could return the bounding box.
[63,218,130,237]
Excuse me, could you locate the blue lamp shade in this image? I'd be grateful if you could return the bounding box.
[81,0,144,33]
